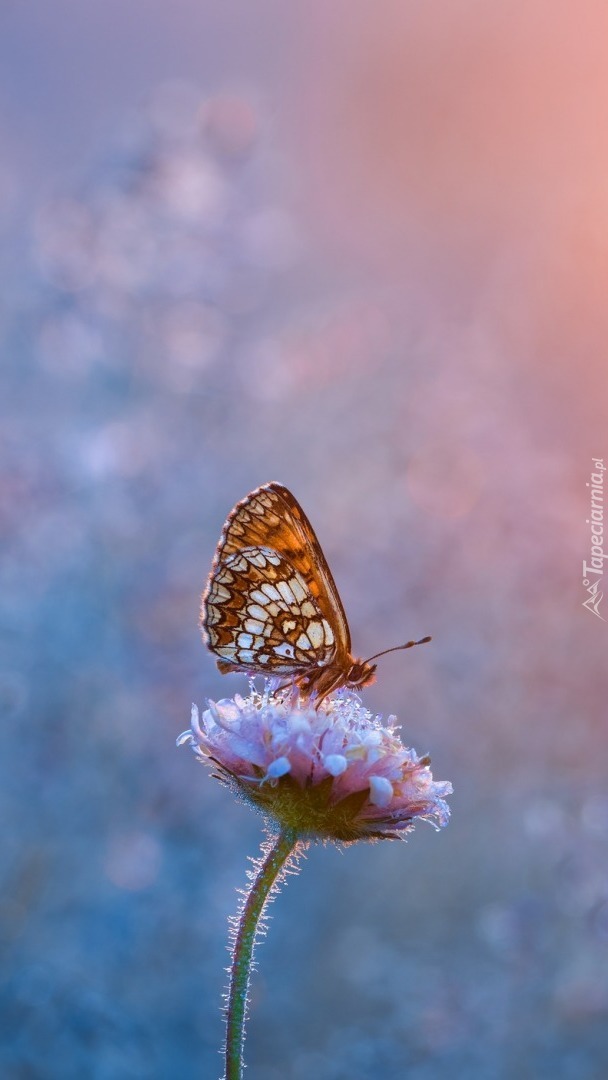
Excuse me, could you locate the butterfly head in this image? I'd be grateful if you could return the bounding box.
[345,658,377,690]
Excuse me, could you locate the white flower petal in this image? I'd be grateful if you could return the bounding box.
[266,756,291,779]
[215,699,242,723]
[368,775,394,808]
[324,753,347,777]
[287,716,311,735]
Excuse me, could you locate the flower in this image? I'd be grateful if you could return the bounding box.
[178,682,452,842]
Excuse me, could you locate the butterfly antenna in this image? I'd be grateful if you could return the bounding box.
[364,636,432,664]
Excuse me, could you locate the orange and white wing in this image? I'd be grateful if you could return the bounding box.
[203,544,337,674]
[201,482,351,673]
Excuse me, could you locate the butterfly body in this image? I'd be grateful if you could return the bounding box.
[201,483,378,705]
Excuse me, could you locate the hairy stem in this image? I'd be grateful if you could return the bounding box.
[224,828,301,1080]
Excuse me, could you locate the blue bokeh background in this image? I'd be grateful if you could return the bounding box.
[1,4,607,1078]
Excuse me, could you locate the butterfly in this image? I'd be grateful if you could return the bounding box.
[200,482,431,707]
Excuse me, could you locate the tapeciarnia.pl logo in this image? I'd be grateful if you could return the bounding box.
[582,457,606,620]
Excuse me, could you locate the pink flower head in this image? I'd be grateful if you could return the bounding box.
[178,683,452,842]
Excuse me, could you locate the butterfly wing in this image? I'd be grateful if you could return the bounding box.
[201,482,351,674]
[204,544,337,673]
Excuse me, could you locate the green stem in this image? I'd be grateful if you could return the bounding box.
[224,828,301,1080]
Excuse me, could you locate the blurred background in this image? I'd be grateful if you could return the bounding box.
[1,3,608,1077]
